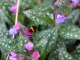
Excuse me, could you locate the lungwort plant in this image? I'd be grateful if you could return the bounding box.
[0,0,80,60]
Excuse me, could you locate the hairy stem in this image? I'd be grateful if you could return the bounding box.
[6,54,9,60]
[12,0,20,39]
[15,0,20,25]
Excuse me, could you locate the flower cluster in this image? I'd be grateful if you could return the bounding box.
[9,23,20,35]
[8,0,79,59]
[9,22,33,39]
[24,42,40,59]
[55,0,79,24]
[9,42,40,60]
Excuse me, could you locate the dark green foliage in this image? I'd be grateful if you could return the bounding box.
[0,0,80,60]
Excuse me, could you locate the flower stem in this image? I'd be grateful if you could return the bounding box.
[6,54,9,60]
[15,0,20,25]
[12,0,20,39]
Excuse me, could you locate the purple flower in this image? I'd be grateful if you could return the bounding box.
[10,5,17,13]
[24,35,32,39]
[71,0,79,6]
[9,27,18,35]
[24,42,34,51]
[55,14,66,23]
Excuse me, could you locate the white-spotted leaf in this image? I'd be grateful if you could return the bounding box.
[23,7,53,25]
[58,48,75,60]
[34,28,58,60]
[59,25,80,39]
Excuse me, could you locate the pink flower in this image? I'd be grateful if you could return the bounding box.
[10,5,17,13]
[10,52,17,58]
[9,52,17,60]
[13,23,20,30]
[71,0,79,6]
[32,51,40,59]
[24,42,34,51]
[24,29,32,39]
[55,14,66,23]
[24,29,32,35]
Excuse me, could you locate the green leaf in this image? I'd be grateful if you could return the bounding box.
[48,38,66,60]
[0,9,12,24]
[0,0,36,9]
[0,32,29,57]
[34,28,58,60]
[65,39,76,48]
[20,0,37,9]
[0,33,18,55]
[42,0,53,7]
[64,9,80,25]
[58,48,75,60]
[23,7,53,25]
[35,38,48,56]
[71,46,80,60]
[0,23,7,33]
[17,33,29,51]
[60,5,71,14]
[59,25,80,39]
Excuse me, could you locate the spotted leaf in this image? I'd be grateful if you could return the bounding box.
[23,7,53,25]
[34,28,58,60]
[0,32,18,57]
[63,9,80,26]
[59,25,80,39]
[17,33,29,51]
[35,38,48,56]
[48,38,66,60]
[0,32,29,58]
[71,46,80,60]
[58,48,75,60]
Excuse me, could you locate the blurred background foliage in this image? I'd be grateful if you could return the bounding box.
[0,0,80,60]
[0,0,55,31]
